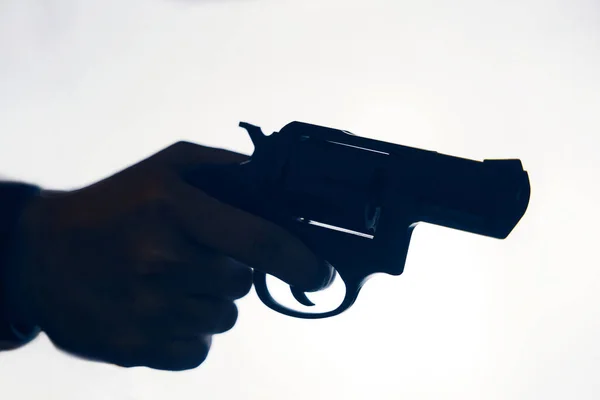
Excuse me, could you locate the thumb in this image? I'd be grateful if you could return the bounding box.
[157,141,249,171]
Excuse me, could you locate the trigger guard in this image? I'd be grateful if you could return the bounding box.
[290,287,315,306]
[253,271,365,319]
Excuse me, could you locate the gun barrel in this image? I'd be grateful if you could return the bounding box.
[394,152,530,239]
[266,121,529,241]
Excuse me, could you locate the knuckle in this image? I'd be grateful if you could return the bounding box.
[159,141,198,164]
[251,230,288,266]
[177,341,210,370]
[139,173,173,209]
[128,232,171,268]
[231,269,253,299]
[238,275,253,299]
[167,140,195,154]
[218,302,238,333]
[193,344,210,367]
[131,245,168,273]
[130,284,165,315]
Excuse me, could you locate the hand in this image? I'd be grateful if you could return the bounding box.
[3,141,333,370]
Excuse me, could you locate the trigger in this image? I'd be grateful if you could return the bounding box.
[291,287,315,307]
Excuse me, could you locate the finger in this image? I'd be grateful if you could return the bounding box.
[140,296,238,339]
[171,296,238,335]
[150,336,212,371]
[134,231,254,300]
[171,180,333,291]
[158,256,253,300]
[116,336,212,371]
[158,141,249,171]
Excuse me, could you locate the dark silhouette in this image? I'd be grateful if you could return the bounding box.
[0,121,529,370]
[191,122,530,318]
[0,138,334,370]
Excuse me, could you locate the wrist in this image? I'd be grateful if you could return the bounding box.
[0,181,43,348]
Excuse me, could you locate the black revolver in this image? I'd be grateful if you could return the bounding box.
[188,121,530,319]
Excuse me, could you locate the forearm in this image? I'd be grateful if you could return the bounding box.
[0,181,42,351]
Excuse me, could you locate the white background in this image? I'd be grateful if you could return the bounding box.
[1,0,599,399]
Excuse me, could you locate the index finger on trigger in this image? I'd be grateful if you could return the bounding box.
[172,180,333,291]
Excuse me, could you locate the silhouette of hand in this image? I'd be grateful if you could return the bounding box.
[2,142,332,370]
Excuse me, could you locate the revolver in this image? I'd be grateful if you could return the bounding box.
[188,121,531,319]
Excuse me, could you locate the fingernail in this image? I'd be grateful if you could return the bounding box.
[322,261,336,288]
[285,242,334,291]
[304,260,336,292]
